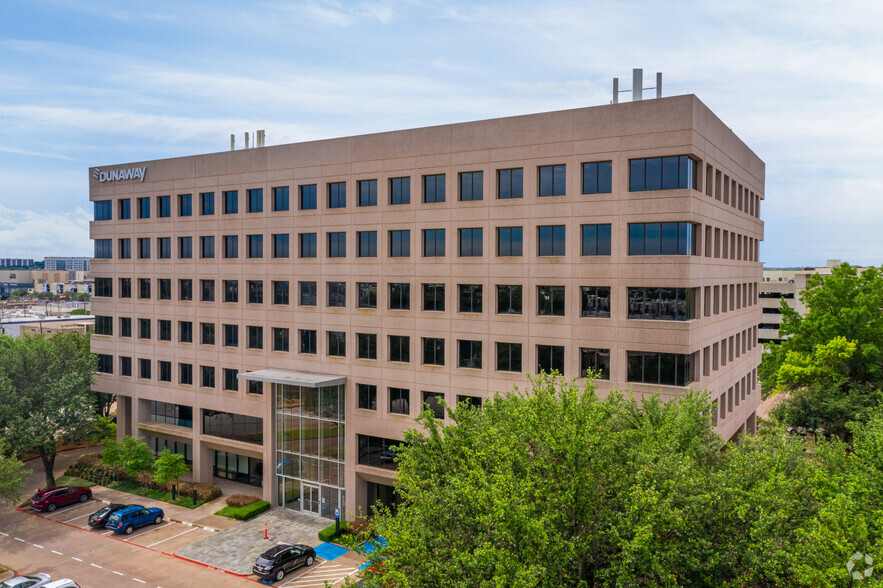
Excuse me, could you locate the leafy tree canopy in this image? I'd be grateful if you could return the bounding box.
[363,376,883,587]
[0,440,31,506]
[0,332,96,488]
[101,435,155,477]
[153,448,190,485]
[761,263,883,436]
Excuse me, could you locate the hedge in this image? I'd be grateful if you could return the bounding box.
[215,500,271,520]
[64,454,222,502]
[318,521,348,542]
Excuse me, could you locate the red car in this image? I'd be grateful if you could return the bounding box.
[30,486,92,512]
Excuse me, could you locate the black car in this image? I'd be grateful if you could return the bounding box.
[252,544,316,581]
[87,503,134,528]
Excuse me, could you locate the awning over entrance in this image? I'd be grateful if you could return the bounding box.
[237,369,346,388]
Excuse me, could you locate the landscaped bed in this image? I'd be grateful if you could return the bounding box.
[214,494,270,520]
[64,453,221,509]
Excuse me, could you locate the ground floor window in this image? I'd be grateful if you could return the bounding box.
[366,481,402,516]
[144,436,192,465]
[213,450,262,487]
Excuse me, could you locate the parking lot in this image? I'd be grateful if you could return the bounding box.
[1,449,365,586]
[31,498,217,552]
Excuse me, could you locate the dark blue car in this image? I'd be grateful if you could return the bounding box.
[105,505,164,535]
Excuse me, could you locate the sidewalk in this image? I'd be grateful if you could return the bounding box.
[175,508,329,575]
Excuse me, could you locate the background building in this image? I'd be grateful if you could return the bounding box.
[90,94,765,519]
[758,260,869,344]
[0,257,34,268]
[44,256,91,272]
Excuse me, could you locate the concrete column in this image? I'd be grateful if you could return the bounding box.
[117,395,132,440]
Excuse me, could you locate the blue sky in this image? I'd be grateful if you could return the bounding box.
[1,0,881,266]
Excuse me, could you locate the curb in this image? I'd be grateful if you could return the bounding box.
[0,569,15,582]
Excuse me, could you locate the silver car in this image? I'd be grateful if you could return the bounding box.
[0,574,52,588]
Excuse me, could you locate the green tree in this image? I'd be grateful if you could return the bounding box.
[90,415,117,445]
[761,263,883,437]
[0,440,31,506]
[101,435,155,477]
[153,448,190,486]
[363,376,883,587]
[0,332,96,489]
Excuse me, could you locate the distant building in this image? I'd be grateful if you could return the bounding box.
[0,258,34,268]
[0,316,95,338]
[44,257,91,272]
[758,260,869,344]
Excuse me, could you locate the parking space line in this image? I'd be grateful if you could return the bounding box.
[72,557,83,562]
[113,570,125,576]
[133,580,146,584]
[14,537,25,542]
[145,526,196,547]
[52,550,64,555]
[91,563,103,569]
[0,531,8,536]
[63,512,92,523]
[124,522,174,541]
[44,501,92,516]
[33,543,44,548]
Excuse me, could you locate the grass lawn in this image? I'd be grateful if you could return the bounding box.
[55,475,96,488]
[109,481,208,509]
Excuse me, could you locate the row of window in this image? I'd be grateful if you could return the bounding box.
[93,156,761,222]
[95,278,755,319]
[94,224,613,260]
[703,163,761,219]
[95,346,688,385]
[93,162,620,224]
[94,223,759,264]
[701,326,758,378]
[711,368,757,425]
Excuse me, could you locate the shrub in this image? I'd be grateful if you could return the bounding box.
[226,493,261,507]
[215,500,270,520]
[318,522,348,542]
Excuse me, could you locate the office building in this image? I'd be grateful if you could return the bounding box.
[90,94,765,519]
[44,256,91,272]
[758,260,868,344]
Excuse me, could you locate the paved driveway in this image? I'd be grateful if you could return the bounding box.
[175,509,328,575]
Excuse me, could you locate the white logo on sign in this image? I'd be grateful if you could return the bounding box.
[92,167,146,183]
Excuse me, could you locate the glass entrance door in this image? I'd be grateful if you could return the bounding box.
[302,484,320,515]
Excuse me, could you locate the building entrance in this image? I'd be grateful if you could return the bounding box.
[303,484,321,515]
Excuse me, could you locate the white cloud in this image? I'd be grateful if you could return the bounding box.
[0,205,91,259]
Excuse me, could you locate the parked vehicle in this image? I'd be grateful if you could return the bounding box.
[105,505,164,535]
[87,503,133,528]
[252,544,316,581]
[30,487,91,512]
[42,581,81,588]
[0,573,52,587]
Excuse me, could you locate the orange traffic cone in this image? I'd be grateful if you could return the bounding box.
[264,523,268,540]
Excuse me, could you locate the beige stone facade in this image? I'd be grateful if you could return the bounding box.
[90,94,764,519]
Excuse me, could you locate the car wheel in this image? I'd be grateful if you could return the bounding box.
[125,525,134,535]
[154,515,163,525]
[47,503,57,512]
[79,493,89,503]
[306,556,314,566]
[274,568,285,581]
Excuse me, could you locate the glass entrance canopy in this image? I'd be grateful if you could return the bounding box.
[239,369,346,520]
